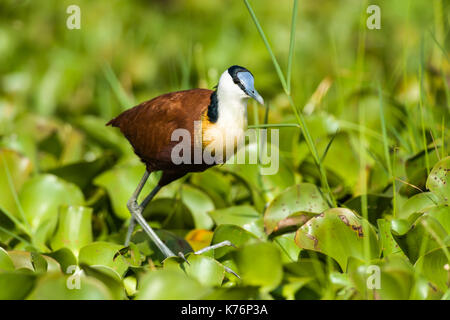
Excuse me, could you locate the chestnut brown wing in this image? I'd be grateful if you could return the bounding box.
[107,88,213,171]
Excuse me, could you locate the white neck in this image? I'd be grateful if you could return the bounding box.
[215,71,249,129]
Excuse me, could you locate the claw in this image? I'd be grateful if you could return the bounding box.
[178,252,190,265]
[224,266,241,279]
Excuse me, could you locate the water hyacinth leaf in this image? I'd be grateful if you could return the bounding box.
[233,242,283,291]
[143,198,194,230]
[94,164,158,220]
[136,269,207,300]
[295,208,380,270]
[31,251,48,273]
[185,254,225,287]
[209,205,265,239]
[403,147,440,196]
[50,205,93,255]
[264,183,329,234]
[344,194,392,225]
[165,254,225,287]
[190,169,233,208]
[415,247,450,292]
[78,242,129,278]
[0,272,36,299]
[131,229,192,261]
[224,142,295,205]
[0,247,15,272]
[272,232,301,263]
[422,205,450,234]
[397,192,440,219]
[393,215,448,263]
[75,115,131,155]
[377,219,404,257]
[46,248,77,273]
[7,251,60,273]
[348,257,415,300]
[81,264,128,299]
[426,156,450,204]
[27,272,112,300]
[47,154,116,190]
[211,224,260,260]
[0,149,32,218]
[19,174,84,232]
[180,185,215,229]
[113,242,143,268]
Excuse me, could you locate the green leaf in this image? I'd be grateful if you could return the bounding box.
[398,192,440,219]
[19,174,84,233]
[47,154,115,190]
[0,271,36,299]
[27,272,112,300]
[393,215,448,263]
[211,224,260,260]
[426,156,450,204]
[6,251,60,273]
[94,164,159,220]
[348,256,415,300]
[295,208,380,270]
[415,247,450,292]
[272,232,301,263]
[136,269,208,300]
[377,219,404,257]
[165,254,225,287]
[0,149,32,219]
[344,194,392,225]
[50,205,93,255]
[0,247,15,272]
[232,242,283,291]
[264,184,329,234]
[78,242,129,278]
[46,248,77,273]
[209,205,265,239]
[180,185,215,230]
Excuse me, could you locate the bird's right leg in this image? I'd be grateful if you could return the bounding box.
[125,171,176,258]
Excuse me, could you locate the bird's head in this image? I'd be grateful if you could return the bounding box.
[217,65,264,105]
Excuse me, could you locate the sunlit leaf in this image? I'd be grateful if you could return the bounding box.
[264,184,329,234]
[295,208,380,270]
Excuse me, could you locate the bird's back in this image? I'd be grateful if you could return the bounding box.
[107,88,213,171]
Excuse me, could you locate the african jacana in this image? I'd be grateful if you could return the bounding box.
[107,65,264,263]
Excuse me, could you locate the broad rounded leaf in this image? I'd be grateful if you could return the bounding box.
[19,174,84,232]
[78,242,129,278]
[209,205,265,239]
[211,224,260,260]
[136,269,207,300]
[264,184,329,234]
[0,149,32,216]
[27,272,112,300]
[415,247,450,292]
[0,271,36,299]
[232,242,283,290]
[0,247,15,272]
[295,208,380,270]
[94,164,159,220]
[426,156,450,204]
[50,205,93,255]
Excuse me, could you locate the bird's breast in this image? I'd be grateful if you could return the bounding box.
[200,108,247,162]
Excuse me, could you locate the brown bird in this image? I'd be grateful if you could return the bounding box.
[107,65,264,262]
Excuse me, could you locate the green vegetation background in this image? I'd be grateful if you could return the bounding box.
[0,0,449,300]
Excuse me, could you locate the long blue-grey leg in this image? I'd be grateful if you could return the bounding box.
[125,172,175,258]
[124,171,150,246]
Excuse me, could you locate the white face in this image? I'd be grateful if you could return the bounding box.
[217,70,249,101]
